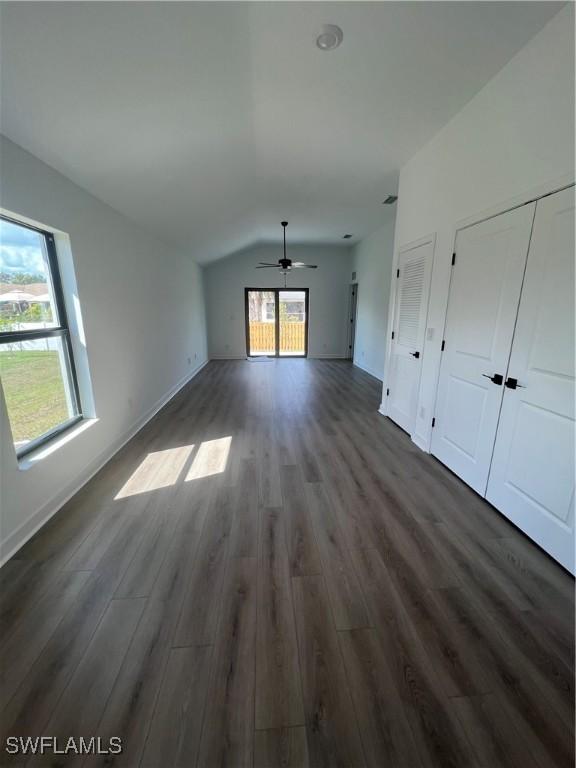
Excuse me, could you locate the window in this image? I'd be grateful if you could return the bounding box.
[282,300,305,322]
[265,301,275,322]
[0,216,82,457]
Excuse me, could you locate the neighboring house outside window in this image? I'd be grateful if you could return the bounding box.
[282,300,305,322]
[264,301,275,322]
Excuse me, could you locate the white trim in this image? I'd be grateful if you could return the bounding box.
[210,353,349,361]
[454,174,574,233]
[309,353,348,359]
[18,418,99,470]
[377,407,427,451]
[353,360,383,381]
[210,354,349,360]
[0,358,208,566]
[411,433,429,453]
[411,429,432,454]
[397,232,437,255]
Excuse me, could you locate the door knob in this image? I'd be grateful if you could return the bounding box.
[482,373,503,385]
[504,377,525,389]
[410,351,420,358]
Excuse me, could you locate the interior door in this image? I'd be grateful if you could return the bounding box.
[486,187,575,573]
[431,203,536,494]
[387,238,434,434]
[347,284,358,360]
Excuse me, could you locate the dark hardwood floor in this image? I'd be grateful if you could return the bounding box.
[0,359,573,767]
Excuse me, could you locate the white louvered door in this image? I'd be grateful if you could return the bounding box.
[387,238,434,434]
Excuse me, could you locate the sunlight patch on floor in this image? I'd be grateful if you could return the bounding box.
[186,436,232,481]
[115,445,195,499]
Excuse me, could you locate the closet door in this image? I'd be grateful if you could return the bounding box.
[486,187,575,573]
[431,203,535,494]
[387,238,433,434]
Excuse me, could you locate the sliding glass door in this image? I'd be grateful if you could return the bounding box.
[245,289,276,356]
[245,288,308,358]
[279,289,307,356]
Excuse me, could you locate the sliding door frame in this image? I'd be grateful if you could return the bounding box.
[244,287,309,358]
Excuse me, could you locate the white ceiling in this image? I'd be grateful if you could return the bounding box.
[0,2,563,263]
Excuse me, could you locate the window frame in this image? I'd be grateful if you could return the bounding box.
[0,215,83,458]
[244,287,309,358]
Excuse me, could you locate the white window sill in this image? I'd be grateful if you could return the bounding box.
[18,417,99,470]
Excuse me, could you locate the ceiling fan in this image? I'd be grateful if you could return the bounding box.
[256,222,318,285]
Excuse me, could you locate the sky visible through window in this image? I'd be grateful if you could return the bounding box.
[0,218,48,282]
[0,218,56,327]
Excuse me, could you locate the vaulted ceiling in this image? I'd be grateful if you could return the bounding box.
[0,2,563,263]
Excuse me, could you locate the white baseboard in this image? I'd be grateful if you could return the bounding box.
[0,358,209,566]
[210,354,348,361]
[209,354,246,360]
[411,433,430,453]
[353,360,383,381]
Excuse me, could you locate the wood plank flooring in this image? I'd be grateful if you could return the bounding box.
[0,359,573,767]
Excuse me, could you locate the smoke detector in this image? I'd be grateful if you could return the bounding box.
[316,24,343,51]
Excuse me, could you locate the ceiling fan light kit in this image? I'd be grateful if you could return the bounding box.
[256,221,318,286]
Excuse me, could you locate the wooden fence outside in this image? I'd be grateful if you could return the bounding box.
[249,321,305,354]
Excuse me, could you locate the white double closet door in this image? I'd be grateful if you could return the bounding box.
[432,186,575,572]
[432,203,535,493]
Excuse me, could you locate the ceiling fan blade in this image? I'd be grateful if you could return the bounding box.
[256,265,279,269]
[292,264,318,269]
[258,262,279,266]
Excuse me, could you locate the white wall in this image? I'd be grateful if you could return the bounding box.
[351,215,395,380]
[0,136,208,561]
[204,244,353,359]
[382,4,575,451]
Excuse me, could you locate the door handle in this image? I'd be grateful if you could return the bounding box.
[504,377,525,389]
[410,351,420,358]
[482,373,503,385]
